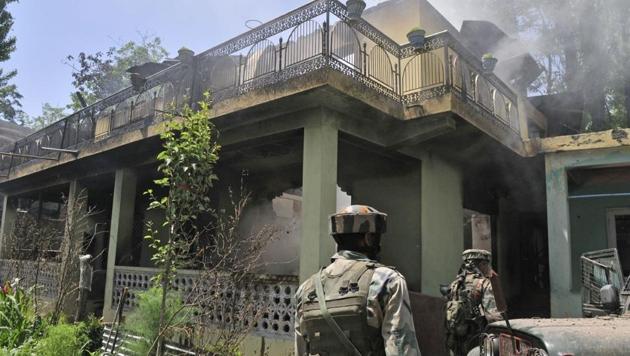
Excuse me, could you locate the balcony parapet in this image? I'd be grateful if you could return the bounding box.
[0,0,523,177]
[113,265,298,340]
[0,258,60,300]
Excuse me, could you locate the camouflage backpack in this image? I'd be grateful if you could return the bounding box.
[298,260,385,356]
[445,273,486,352]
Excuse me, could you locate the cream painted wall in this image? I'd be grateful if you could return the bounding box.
[363,0,462,43]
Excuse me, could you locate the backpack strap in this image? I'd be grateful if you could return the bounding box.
[314,268,362,356]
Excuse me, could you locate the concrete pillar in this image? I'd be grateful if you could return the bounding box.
[299,112,338,282]
[350,169,422,291]
[103,168,137,321]
[0,195,16,259]
[545,156,580,317]
[420,153,463,297]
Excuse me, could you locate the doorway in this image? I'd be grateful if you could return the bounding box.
[607,208,630,277]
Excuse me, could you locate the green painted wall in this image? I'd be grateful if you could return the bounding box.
[351,168,422,291]
[404,150,463,297]
[299,112,338,282]
[546,146,630,317]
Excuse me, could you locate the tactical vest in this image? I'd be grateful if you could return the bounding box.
[445,272,487,354]
[299,260,384,356]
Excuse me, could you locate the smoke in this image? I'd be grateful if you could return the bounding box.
[237,187,350,276]
[239,192,301,276]
[424,0,630,102]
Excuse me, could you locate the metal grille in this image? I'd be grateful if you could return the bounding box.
[154,83,176,120]
[476,77,494,111]
[243,40,277,82]
[112,101,131,129]
[1,0,523,176]
[494,93,508,124]
[284,20,323,68]
[207,56,239,91]
[330,21,362,72]
[131,90,155,121]
[581,248,624,315]
[401,50,445,94]
[368,45,395,90]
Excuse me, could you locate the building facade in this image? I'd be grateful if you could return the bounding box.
[0,0,556,352]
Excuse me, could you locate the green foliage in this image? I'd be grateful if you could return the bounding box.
[145,92,220,282]
[0,282,103,355]
[33,323,88,356]
[66,35,168,110]
[143,91,220,353]
[20,103,68,129]
[482,53,495,60]
[77,315,103,354]
[0,0,21,123]
[124,287,189,355]
[0,283,40,349]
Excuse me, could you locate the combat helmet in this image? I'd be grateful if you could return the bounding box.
[330,205,387,236]
[462,249,491,262]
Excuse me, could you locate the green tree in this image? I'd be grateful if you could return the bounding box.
[66,35,168,110]
[21,103,68,129]
[0,0,22,123]
[144,93,220,354]
[453,0,630,130]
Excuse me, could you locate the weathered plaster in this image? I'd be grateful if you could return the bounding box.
[537,129,630,153]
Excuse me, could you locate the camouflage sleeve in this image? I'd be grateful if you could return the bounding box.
[294,285,307,356]
[379,270,421,356]
[481,280,502,323]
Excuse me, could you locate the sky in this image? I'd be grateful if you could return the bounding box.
[7,0,466,119]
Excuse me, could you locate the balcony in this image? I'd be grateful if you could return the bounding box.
[0,0,523,178]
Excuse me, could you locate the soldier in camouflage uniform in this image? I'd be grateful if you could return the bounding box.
[294,205,421,355]
[445,249,502,356]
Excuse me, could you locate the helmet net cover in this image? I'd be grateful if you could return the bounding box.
[329,205,387,235]
[461,249,491,262]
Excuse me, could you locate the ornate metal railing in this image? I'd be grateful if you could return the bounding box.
[0,0,521,176]
[0,259,60,299]
[112,265,298,340]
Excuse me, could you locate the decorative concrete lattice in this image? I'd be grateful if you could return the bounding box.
[112,266,298,339]
[0,259,60,299]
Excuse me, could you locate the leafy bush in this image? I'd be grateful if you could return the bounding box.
[78,315,103,354]
[124,287,189,355]
[0,282,40,349]
[33,323,88,356]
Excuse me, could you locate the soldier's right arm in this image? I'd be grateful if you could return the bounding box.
[294,285,308,355]
[480,280,502,323]
[379,269,422,356]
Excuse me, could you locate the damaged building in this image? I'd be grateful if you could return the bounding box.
[3,0,626,352]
